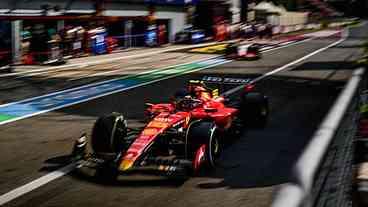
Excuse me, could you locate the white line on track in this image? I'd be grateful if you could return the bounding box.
[260,46,275,51]
[0,35,317,122]
[0,58,229,126]
[12,54,193,79]
[0,42,228,78]
[261,37,313,53]
[0,29,339,80]
[68,65,133,81]
[223,29,348,96]
[67,57,208,81]
[0,163,78,206]
[0,56,221,108]
[254,30,347,82]
[0,35,315,126]
[0,29,346,205]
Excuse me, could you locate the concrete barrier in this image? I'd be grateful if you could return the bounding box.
[272,67,366,207]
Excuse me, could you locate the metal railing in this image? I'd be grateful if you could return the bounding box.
[271,67,366,207]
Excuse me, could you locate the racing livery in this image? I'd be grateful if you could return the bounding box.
[71,77,268,179]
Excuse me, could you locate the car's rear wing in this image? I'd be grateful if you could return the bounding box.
[199,76,255,97]
[201,76,251,85]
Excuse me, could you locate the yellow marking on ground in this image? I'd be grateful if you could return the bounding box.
[190,44,228,54]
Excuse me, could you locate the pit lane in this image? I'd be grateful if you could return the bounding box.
[0,23,367,207]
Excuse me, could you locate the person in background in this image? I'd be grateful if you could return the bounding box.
[158,24,167,46]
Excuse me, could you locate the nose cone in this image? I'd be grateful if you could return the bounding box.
[119,159,134,171]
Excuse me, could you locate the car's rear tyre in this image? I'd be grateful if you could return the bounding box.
[187,121,222,171]
[240,92,269,128]
[91,112,128,158]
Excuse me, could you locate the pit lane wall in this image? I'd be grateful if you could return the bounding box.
[271,67,367,207]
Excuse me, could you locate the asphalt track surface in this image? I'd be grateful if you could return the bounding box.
[0,22,367,207]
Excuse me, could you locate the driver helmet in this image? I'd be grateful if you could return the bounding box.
[176,95,200,111]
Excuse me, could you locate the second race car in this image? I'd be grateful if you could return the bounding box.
[225,42,261,60]
[175,28,206,44]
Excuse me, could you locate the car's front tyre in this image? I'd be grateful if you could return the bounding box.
[91,112,128,158]
[187,121,222,174]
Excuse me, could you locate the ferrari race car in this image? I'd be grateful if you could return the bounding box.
[225,42,261,60]
[71,77,268,179]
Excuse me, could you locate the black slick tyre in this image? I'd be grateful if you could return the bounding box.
[187,121,222,170]
[91,112,128,158]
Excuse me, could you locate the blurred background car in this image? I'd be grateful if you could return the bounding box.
[175,27,206,44]
[225,42,261,60]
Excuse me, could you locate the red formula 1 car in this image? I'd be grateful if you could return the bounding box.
[71,77,268,179]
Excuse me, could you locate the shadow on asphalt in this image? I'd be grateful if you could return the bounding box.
[41,155,188,188]
[334,44,365,49]
[39,155,73,172]
[201,75,342,189]
[292,61,357,71]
